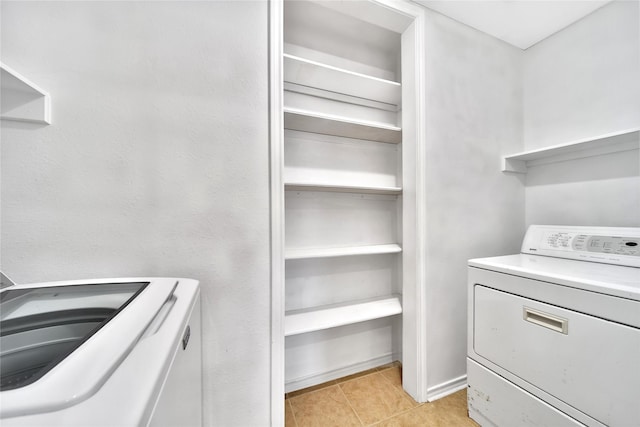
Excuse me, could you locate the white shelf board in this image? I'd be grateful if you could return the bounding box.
[502,128,640,173]
[284,107,402,144]
[285,182,402,195]
[284,54,401,106]
[1,62,51,125]
[284,295,402,336]
[285,244,402,260]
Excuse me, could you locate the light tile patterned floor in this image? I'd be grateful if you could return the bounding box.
[285,362,480,427]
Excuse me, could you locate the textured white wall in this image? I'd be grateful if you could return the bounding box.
[422,9,525,392]
[523,0,640,227]
[0,2,270,425]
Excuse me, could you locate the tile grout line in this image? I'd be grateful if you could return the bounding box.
[377,367,422,409]
[287,399,299,427]
[337,380,366,426]
[368,402,429,427]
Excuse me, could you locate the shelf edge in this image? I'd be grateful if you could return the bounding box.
[285,244,402,260]
[284,295,402,336]
[285,182,402,195]
[284,53,401,106]
[284,107,402,144]
[502,128,640,173]
[1,63,52,125]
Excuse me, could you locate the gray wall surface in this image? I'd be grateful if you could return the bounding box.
[1,2,271,425]
[3,1,637,425]
[422,8,526,391]
[523,0,640,227]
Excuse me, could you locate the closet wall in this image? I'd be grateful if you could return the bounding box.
[421,7,525,395]
[282,0,407,392]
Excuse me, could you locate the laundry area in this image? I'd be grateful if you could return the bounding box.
[1,1,638,426]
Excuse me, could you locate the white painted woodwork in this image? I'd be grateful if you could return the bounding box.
[285,191,399,249]
[285,43,396,82]
[1,62,51,124]
[284,53,401,105]
[269,0,285,425]
[286,253,399,313]
[283,107,402,144]
[285,183,401,195]
[285,319,400,392]
[503,128,640,173]
[284,295,402,336]
[284,129,400,189]
[285,90,399,126]
[273,0,427,404]
[283,1,400,78]
[285,82,397,113]
[285,244,402,260]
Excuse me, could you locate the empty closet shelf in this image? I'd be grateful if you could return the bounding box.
[284,295,402,336]
[285,182,402,195]
[284,107,402,144]
[283,54,401,106]
[285,244,402,260]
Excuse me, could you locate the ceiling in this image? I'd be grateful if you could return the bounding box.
[414,0,613,49]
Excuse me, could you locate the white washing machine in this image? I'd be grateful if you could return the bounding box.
[0,277,201,426]
[467,225,640,427]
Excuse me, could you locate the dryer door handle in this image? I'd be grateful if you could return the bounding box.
[523,307,568,335]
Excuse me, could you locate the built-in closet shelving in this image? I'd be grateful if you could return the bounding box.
[285,295,402,336]
[502,128,640,173]
[284,182,402,195]
[281,0,408,393]
[285,243,402,261]
[283,53,401,105]
[283,107,402,144]
[0,62,51,125]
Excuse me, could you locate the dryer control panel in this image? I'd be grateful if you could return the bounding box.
[522,225,640,267]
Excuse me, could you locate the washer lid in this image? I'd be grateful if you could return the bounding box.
[0,272,16,290]
[469,253,640,301]
[0,277,178,418]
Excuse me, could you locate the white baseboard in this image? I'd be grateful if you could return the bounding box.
[426,374,468,402]
[285,352,401,393]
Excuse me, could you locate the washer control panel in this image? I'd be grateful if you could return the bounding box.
[522,225,640,267]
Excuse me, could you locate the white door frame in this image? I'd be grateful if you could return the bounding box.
[269,1,427,424]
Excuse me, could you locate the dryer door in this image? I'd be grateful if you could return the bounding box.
[473,285,640,427]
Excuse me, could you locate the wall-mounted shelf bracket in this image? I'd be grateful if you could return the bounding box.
[502,128,640,173]
[1,62,51,125]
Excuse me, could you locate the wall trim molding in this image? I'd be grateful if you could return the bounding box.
[269,0,285,426]
[427,375,468,402]
[285,352,402,393]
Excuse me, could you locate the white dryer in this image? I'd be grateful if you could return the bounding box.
[0,277,201,426]
[467,225,640,427]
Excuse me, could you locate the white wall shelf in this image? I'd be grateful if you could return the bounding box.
[502,128,640,173]
[285,243,402,260]
[1,62,51,125]
[284,295,402,336]
[285,182,402,195]
[284,53,401,106]
[284,107,402,144]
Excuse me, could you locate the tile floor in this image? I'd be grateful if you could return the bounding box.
[285,362,480,427]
